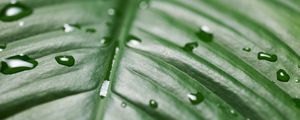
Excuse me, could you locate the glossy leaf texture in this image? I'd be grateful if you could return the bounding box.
[1,0,300,120]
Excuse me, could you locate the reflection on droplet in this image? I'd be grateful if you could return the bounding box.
[139,1,149,9]
[18,21,24,27]
[196,25,213,42]
[276,69,290,82]
[149,99,158,108]
[187,92,205,105]
[126,35,141,47]
[296,79,300,83]
[0,54,38,74]
[107,8,115,16]
[55,55,75,67]
[242,47,251,52]
[99,80,110,98]
[86,28,96,33]
[183,42,198,52]
[0,43,6,51]
[257,52,277,62]
[121,102,127,108]
[0,1,33,21]
[63,24,80,33]
[100,37,111,46]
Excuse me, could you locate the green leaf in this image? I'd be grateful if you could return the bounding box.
[1,0,300,120]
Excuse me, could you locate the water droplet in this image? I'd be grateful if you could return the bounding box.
[0,1,33,22]
[230,109,235,114]
[257,52,277,62]
[187,92,205,104]
[149,99,158,108]
[276,69,290,82]
[195,25,213,42]
[0,43,6,51]
[100,37,111,46]
[183,42,198,52]
[0,54,38,74]
[99,80,110,98]
[63,24,80,33]
[107,8,115,16]
[242,47,251,52]
[55,55,75,67]
[121,102,127,108]
[139,1,149,9]
[86,28,96,33]
[126,35,141,47]
[293,98,300,109]
[296,79,300,83]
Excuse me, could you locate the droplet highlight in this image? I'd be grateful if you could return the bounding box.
[121,102,127,108]
[257,52,277,62]
[276,69,290,82]
[55,55,75,67]
[196,25,213,42]
[149,99,158,108]
[0,43,6,51]
[126,35,141,47]
[187,92,205,104]
[63,24,80,33]
[100,37,111,46]
[0,54,38,74]
[0,1,33,22]
[99,80,110,98]
[183,42,198,52]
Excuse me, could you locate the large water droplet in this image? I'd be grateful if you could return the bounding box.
[86,28,96,33]
[187,92,205,104]
[149,99,158,108]
[99,80,110,98]
[0,54,38,74]
[0,1,33,22]
[63,24,80,33]
[126,35,141,47]
[183,42,198,52]
[257,52,277,62]
[276,69,290,82]
[55,55,75,67]
[196,25,213,42]
[242,47,251,52]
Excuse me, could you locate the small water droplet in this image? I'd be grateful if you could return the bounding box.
[242,47,251,52]
[0,43,6,51]
[121,102,127,108]
[18,21,24,27]
[99,80,110,98]
[230,109,235,114]
[149,99,158,108]
[107,8,115,16]
[257,52,277,62]
[139,1,149,9]
[187,92,205,104]
[55,55,75,67]
[293,98,300,109]
[183,42,198,52]
[86,28,96,33]
[63,24,80,33]
[196,25,213,42]
[276,69,290,82]
[100,37,111,46]
[296,79,300,83]
[126,35,141,47]
[0,1,32,22]
[0,54,38,74]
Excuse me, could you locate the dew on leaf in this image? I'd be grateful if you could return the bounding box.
[63,24,81,33]
[0,54,38,74]
[183,42,198,52]
[99,80,110,98]
[0,1,32,22]
[187,92,205,105]
[0,43,6,51]
[276,69,290,82]
[139,1,149,9]
[55,55,75,67]
[18,21,24,27]
[126,35,141,47]
[121,102,127,108]
[107,8,115,16]
[296,79,300,83]
[257,52,277,62]
[86,28,96,33]
[149,99,158,108]
[196,25,213,42]
[242,47,251,52]
[100,37,111,46]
